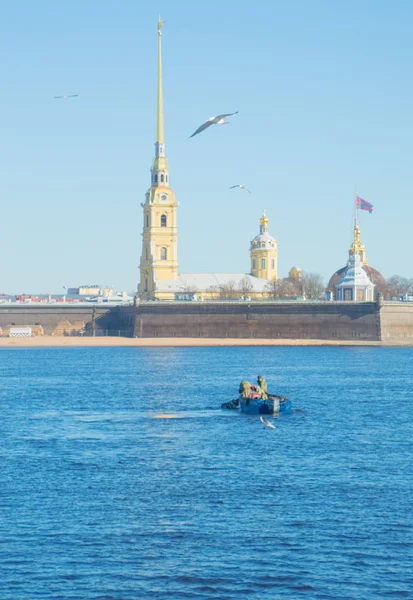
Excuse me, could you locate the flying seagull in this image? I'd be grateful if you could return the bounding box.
[229,184,252,194]
[54,94,79,100]
[260,416,276,429]
[189,111,238,138]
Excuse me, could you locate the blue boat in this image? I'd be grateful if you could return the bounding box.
[222,395,292,415]
[239,396,292,415]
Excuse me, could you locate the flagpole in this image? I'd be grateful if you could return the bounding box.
[354,186,358,227]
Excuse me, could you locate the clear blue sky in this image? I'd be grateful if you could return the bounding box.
[1,0,412,294]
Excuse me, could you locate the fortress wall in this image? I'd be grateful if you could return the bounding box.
[4,301,406,341]
[380,303,413,341]
[0,306,112,335]
[124,302,380,340]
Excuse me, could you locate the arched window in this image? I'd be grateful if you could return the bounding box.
[154,174,158,183]
[252,259,256,269]
[166,175,168,183]
[145,278,148,292]
[271,259,275,269]
[161,214,167,227]
[160,247,167,260]
[145,247,148,260]
[160,174,164,182]
[261,258,266,269]
[146,215,149,228]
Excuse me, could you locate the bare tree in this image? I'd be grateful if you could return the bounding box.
[301,272,325,299]
[281,278,302,297]
[265,278,279,298]
[265,278,300,299]
[217,280,238,300]
[238,276,253,296]
[373,279,389,300]
[386,275,412,299]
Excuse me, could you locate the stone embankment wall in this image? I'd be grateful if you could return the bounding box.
[380,303,413,341]
[1,301,413,341]
[0,305,113,336]
[120,302,380,341]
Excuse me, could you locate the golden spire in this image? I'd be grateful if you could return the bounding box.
[259,210,269,234]
[260,210,269,228]
[156,18,165,144]
[349,219,367,265]
[151,18,169,185]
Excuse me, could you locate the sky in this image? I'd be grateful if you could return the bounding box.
[1,0,412,294]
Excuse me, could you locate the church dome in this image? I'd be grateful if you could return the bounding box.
[327,220,385,297]
[250,231,277,249]
[250,212,277,250]
[328,264,385,293]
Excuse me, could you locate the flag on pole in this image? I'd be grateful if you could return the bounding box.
[356,195,373,213]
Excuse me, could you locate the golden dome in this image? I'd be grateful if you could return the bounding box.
[289,266,302,280]
[260,212,269,227]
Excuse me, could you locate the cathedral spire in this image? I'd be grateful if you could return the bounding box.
[156,17,165,145]
[260,210,269,233]
[139,19,178,298]
[151,18,169,186]
[349,218,367,265]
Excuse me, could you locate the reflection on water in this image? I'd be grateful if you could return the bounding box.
[1,346,413,599]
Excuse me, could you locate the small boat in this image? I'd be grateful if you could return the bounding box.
[240,395,292,415]
[222,395,292,415]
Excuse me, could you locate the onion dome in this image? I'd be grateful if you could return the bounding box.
[327,220,385,296]
[250,211,277,251]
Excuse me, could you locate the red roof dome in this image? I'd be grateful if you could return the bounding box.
[328,264,386,298]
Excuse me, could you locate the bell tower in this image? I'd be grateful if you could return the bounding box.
[138,19,178,299]
[250,212,278,280]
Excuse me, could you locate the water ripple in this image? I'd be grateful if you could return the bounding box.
[0,346,412,599]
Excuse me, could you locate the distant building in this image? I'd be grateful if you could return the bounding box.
[68,286,113,297]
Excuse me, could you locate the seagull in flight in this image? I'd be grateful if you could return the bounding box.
[54,94,79,100]
[190,111,238,138]
[260,416,276,429]
[229,184,252,194]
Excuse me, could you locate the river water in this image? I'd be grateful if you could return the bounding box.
[1,346,412,599]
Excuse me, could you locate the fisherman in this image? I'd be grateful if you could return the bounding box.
[238,380,251,398]
[257,375,268,400]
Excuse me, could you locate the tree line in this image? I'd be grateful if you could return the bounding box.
[384,275,413,299]
[184,272,413,301]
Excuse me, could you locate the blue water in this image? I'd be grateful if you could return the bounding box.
[1,346,412,599]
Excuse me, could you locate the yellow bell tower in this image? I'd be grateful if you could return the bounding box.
[250,212,278,280]
[138,19,178,298]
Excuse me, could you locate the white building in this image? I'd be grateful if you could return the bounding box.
[335,254,375,302]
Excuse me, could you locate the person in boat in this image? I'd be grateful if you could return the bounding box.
[257,375,268,400]
[238,380,252,398]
